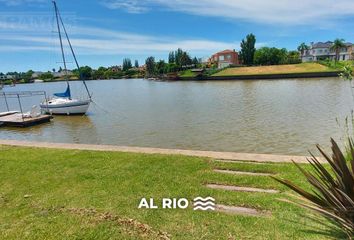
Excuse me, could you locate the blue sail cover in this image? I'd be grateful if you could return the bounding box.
[54,85,71,98]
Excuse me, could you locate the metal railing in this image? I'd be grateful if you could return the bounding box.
[0,91,49,122]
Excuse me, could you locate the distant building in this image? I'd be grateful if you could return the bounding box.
[301,41,353,62]
[110,66,122,72]
[53,70,73,78]
[31,71,44,78]
[0,75,15,80]
[209,49,240,69]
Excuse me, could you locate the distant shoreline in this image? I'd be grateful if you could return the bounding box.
[0,71,341,86]
[177,71,341,81]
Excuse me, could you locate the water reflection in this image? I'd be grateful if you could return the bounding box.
[0,78,352,155]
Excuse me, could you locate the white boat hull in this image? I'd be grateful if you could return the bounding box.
[40,98,90,115]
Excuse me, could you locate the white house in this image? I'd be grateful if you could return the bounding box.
[52,70,73,78]
[0,75,15,80]
[301,41,353,62]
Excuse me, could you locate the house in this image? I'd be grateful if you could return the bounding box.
[209,49,239,69]
[110,66,122,72]
[31,71,43,78]
[0,74,15,80]
[52,70,73,78]
[301,41,353,62]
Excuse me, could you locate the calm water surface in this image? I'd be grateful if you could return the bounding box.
[0,78,352,155]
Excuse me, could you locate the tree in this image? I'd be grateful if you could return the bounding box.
[254,47,288,65]
[175,48,184,67]
[23,70,34,83]
[75,66,92,79]
[166,63,178,73]
[123,58,132,71]
[168,51,175,64]
[192,57,199,66]
[134,60,139,68]
[92,67,106,79]
[156,60,167,74]
[331,38,346,62]
[239,33,256,65]
[103,69,114,79]
[297,42,309,58]
[287,51,301,64]
[180,52,192,67]
[39,72,54,81]
[145,56,155,76]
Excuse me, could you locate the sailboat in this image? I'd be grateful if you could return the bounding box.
[40,0,91,115]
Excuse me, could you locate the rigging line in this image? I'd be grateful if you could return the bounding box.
[57,9,92,100]
[53,0,69,88]
[90,100,128,120]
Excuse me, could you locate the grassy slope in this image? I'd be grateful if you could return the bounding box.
[213,63,333,77]
[0,146,341,239]
[179,70,198,77]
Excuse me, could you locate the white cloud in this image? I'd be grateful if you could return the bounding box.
[0,23,247,55]
[101,0,354,25]
[0,0,45,6]
[101,0,149,13]
[0,34,239,55]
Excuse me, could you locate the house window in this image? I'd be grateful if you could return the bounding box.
[219,55,225,61]
[226,54,231,60]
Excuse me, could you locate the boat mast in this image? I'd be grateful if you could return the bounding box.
[53,1,69,89]
[57,11,92,100]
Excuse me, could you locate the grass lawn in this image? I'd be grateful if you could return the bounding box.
[0,145,342,239]
[213,63,334,77]
[179,70,198,78]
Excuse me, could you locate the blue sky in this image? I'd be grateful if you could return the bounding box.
[0,0,354,73]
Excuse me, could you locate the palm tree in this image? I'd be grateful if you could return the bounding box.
[330,38,346,62]
[297,42,309,57]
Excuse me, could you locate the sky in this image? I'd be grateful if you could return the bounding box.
[0,0,354,73]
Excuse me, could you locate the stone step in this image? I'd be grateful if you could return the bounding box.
[213,169,273,176]
[215,204,271,217]
[214,159,268,165]
[206,184,279,194]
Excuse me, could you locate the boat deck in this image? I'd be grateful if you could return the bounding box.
[0,112,53,127]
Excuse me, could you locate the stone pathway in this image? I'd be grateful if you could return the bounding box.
[206,184,279,194]
[213,169,273,176]
[216,204,270,217]
[0,139,320,163]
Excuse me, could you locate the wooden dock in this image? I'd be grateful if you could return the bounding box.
[0,112,53,127]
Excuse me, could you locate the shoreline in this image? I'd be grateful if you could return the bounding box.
[0,71,341,85]
[178,71,341,81]
[0,139,322,163]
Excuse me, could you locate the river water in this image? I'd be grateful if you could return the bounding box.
[0,78,352,155]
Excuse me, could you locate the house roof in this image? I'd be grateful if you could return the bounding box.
[215,49,236,54]
[312,41,353,48]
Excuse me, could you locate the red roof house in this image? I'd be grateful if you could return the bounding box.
[209,49,239,68]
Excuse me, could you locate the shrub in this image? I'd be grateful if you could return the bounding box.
[273,139,354,238]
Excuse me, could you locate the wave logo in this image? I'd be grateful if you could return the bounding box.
[193,197,216,211]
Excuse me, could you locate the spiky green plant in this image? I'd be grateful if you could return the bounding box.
[273,139,354,238]
[339,63,353,81]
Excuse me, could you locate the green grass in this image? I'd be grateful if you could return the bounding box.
[179,70,198,77]
[319,60,354,71]
[0,146,343,239]
[213,63,334,77]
